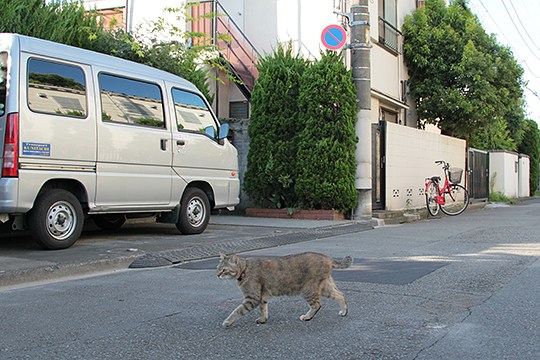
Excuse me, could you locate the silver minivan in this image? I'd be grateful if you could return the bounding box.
[0,33,239,249]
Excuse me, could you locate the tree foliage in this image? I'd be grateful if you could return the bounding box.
[295,51,358,212]
[0,0,213,100]
[243,45,307,208]
[0,0,105,49]
[402,0,525,150]
[518,120,540,194]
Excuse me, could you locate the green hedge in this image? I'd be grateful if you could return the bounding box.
[295,51,358,211]
[244,49,358,213]
[243,46,307,208]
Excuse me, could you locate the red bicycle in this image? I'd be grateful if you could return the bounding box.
[425,160,469,216]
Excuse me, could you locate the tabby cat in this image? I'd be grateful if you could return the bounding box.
[216,252,352,327]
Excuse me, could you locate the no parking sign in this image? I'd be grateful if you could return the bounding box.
[321,24,347,50]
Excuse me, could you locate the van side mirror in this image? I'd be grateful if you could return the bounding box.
[204,126,215,138]
[218,123,229,140]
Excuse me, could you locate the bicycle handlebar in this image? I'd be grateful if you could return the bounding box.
[435,160,450,169]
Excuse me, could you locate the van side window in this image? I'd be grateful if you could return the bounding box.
[99,73,165,128]
[27,58,87,118]
[0,52,7,117]
[172,88,217,135]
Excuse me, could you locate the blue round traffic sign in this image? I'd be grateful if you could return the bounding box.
[321,24,347,50]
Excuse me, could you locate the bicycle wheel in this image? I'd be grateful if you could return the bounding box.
[440,184,469,216]
[425,181,440,216]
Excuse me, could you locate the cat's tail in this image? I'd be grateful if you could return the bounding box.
[333,256,353,269]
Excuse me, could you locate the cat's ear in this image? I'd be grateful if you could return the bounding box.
[230,254,240,265]
[219,252,227,260]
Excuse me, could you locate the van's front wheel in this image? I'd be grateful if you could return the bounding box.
[176,188,210,235]
[29,189,84,250]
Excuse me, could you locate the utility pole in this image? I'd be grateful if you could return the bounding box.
[349,0,372,220]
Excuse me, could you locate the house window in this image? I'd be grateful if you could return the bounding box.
[229,101,249,119]
[381,108,399,124]
[378,0,401,54]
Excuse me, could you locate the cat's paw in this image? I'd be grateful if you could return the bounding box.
[300,315,311,321]
[338,310,348,317]
[256,318,267,324]
[222,320,234,328]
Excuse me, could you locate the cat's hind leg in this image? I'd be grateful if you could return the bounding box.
[300,292,321,321]
[322,278,348,316]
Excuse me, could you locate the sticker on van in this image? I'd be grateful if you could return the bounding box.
[22,142,51,156]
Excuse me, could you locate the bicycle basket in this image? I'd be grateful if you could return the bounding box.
[448,168,463,184]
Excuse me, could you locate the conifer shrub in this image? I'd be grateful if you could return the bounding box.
[295,51,358,212]
[243,46,307,208]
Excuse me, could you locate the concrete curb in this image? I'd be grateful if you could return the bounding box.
[130,222,373,268]
[0,221,373,289]
[0,255,139,289]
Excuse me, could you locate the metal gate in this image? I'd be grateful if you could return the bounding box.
[467,148,489,199]
[372,121,386,210]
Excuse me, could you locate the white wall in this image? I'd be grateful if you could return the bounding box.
[242,0,336,59]
[83,0,185,41]
[518,155,530,197]
[384,122,467,210]
[489,151,519,198]
[371,48,400,99]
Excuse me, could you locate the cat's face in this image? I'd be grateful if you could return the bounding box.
[216,253,240,279]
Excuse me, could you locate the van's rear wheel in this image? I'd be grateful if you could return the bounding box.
[29,189,84,250]
[176,188,210,235]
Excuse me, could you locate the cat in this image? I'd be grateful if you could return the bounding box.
[216,252,352,327]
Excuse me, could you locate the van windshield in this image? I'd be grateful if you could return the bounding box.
[0,52,7,116]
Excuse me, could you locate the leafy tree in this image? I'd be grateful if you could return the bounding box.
[518,120,540,194]
[295,51,358,212]
[243,45,307,208]
[0,0,105,49]
[468,117,516,151]
[0,0,214,100]
[402,0,525,149]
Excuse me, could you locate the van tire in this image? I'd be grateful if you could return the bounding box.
[176,187,210,235]
[29,189,84,250]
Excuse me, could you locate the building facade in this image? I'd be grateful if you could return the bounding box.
[80,0,474,212]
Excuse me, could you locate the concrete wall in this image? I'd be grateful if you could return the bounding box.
[518,154,530,197]
[384,122,466,211]
[223,118,253,210]
[489,151,519,198]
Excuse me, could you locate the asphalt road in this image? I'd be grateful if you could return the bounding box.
[0,200,539,359]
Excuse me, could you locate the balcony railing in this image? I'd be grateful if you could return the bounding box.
[378,17,402,55]
[191,0,260,98]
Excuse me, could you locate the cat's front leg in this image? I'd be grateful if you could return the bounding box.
[223,298,259,328]
[256,301,268,324]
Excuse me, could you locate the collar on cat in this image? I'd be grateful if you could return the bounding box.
[237,267,247,281]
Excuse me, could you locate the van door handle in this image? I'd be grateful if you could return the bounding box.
[160,139,168,151]
[177,140,186,146]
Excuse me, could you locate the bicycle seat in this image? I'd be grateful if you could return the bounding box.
[431,176,441,182]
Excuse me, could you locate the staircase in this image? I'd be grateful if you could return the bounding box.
[191,0,260,99]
